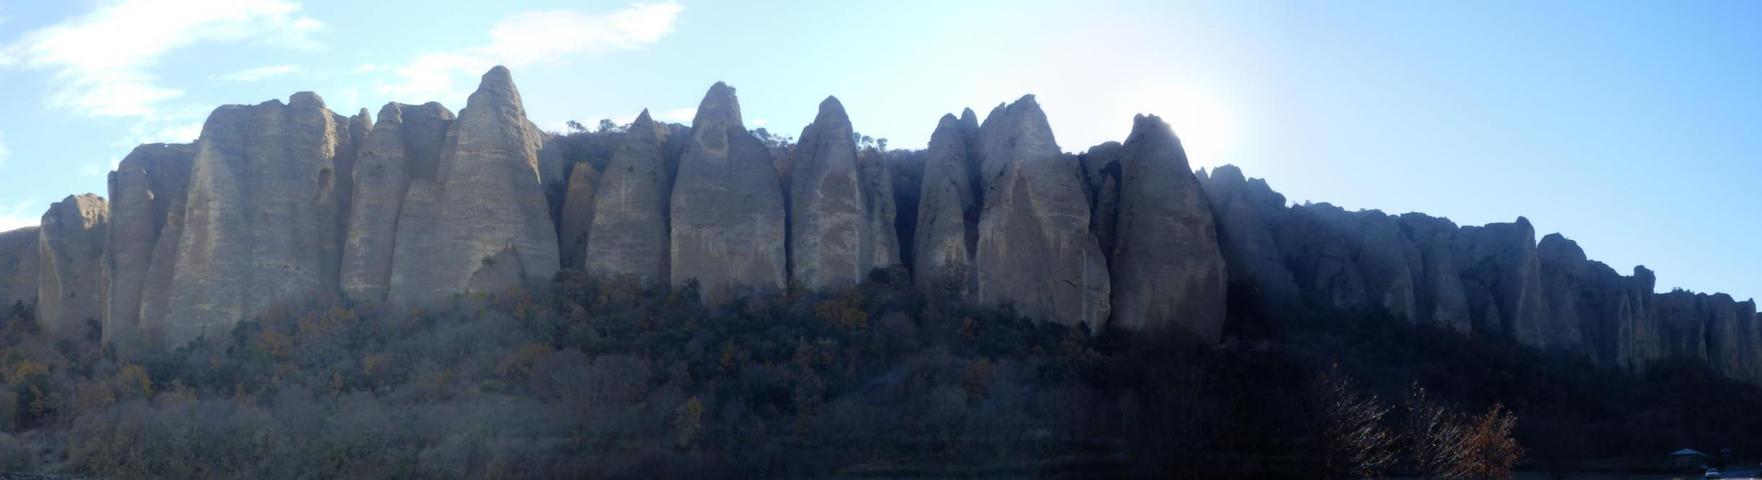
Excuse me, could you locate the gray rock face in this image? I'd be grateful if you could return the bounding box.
[913,113,981,292]
[584,110,671,283]
[1200,165,1301,308]
[164,92,357,347]
[788,97,898,290]
[1107,115,1225,338]
[0,227,38,311]
[971,96,1110,328]
[1275,205,1368,312]
[105,143,194,353]
[669,82,787,301]
[389,67,559,305]
[341,102,453,303]
[1395,213,1473,332]
[558,161,600,270]
[37,194,109,339]
[1452,218,1551,345]
[1081,143,1123,264]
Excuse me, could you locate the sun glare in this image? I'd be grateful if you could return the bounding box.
[1134,85,1236,170]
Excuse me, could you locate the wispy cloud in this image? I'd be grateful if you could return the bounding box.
[375,2,684,103]
[0,132,9,172]
[213,64,300,82]
[1,0,323,118]
[658,107,697,123]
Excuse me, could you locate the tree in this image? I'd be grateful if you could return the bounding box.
[1401,384,1467,479]
[566,120,587,133]
[1312,364,1397,479]
[597,119,617,133]
[1459,404,1523,479]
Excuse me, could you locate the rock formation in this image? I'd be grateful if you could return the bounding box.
[558,161,600,270]
[913,112,981,292]
[163,92,357,347]
[0,227,38,311]
[1453,218,1556,347]
[971,96,1110,328]
[1395,213,1473,331]
[584,110,672,283]
[388,67,559,305]
[788,97,898,290]
[105,143,194,352]
[1106,115,1226,338]
[668,82,787,300]
[341,102,453,303]
[1199,166,1301,308]
[37,194,108,338]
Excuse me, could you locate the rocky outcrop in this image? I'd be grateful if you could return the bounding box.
[37,194,109,339]
[388,67,559,305]
[913,112,981,292]
[1395,213,1473,332]
[971,96,1110,328]
[558,161,600,270]
[668,82,787,300]
[163,92,357,347]
[0,227,38,311]
[1453,218,1556,347]
[788,97,898,290]
[340,102,453,303]
[1080,143,1123,265]
[1199,166,1301,308]
[584,111,671,283]
[105,143,194,352]
[1106,115,1225,338]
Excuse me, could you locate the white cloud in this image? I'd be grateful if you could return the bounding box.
[213,64,300,82]
[658,107,697,123]
[0,131,9,171]
[0,198,40,233]
[375,2,683,102]
[2,0,323,118]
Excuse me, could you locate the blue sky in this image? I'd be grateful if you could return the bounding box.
[0,0,1756,301]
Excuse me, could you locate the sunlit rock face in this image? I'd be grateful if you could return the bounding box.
[37,194,108,339]
[105,143,194,353]
[1105,115,1226,339]
[584,111,671,283]
[389,67,559,305]
[913,112,981,293]
[970,96,1110,329]
[341,102,453,304]
[557,160,600,270]
[164,92,358,347]
[788,97,898,290]
[668,82,787,301]
[0,227,39,312]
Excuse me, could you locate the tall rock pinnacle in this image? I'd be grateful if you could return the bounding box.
[789,96,898,290]
[341,102,455,303]
[38,194,109,339]
[105,143,194,353]
[162,93,357,347]
[971,96,1111,328]
[585,110,672,283]
[668,82,787,300]
[0,227,38,313]
[389,66,559,304]
[913,113,981,292]
[1107,115,1227,338]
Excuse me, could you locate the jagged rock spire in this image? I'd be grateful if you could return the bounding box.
[585,109,672,283]
[669,82,787,300]
[1107,115,1226,338]
[789,96,898,289]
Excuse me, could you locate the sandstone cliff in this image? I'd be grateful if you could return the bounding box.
[0,227,38,311]
[669,82,787,300]
[971,96,1110,328]
[341,102,453,303]
[584,110,672,283]
[388,67,559,305]
[37,194,108,338]
[104,143,193,353]
[788,97,898,290]
[1106,115,1226,338]
[913,113,981,292]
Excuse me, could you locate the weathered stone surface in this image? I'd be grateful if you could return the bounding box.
[340,102,454,303]
[1452,218,1551,345]
[1395,213,1473,332]
[584,110,671,283]
[163,92,356,347]
[913,113,981,292]
[37,194,109,339]
[1107,115,1225,338]
[388,67,559,304]
[558,161,600,270]
[971,96,1110,328]
[105,143,194,353]
[789,97,898,290]
[1200,166,1301,308]
[669,82,787,300]
[1081,143,1123,264]
[1275,204,1368,312]
[0,227,38,311]
[1651,291,1710,361]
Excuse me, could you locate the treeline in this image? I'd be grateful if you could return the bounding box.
[0,270,1752,477]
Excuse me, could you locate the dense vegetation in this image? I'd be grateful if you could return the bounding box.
[0,267,1755,477]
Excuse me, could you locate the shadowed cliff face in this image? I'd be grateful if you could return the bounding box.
[0,65,1755,386]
